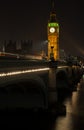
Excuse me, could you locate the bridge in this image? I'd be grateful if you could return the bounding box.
[0,56,83,113]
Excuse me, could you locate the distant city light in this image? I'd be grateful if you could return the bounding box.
[0,68,50,77]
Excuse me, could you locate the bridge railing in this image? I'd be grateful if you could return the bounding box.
[0,59,50,72]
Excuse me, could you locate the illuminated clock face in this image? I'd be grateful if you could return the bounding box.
[49,27,55,33]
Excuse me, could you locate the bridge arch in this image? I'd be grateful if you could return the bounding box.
[0,73,48,110]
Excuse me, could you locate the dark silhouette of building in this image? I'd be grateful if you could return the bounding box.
[5,40,16,53]
[0,40,33,55]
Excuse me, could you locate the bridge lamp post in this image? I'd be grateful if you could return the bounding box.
[50,46,54,61]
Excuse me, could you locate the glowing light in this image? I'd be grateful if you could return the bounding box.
[0,68,50,77]
[57,66,68,69]
[48,23,59,27]
[83,74,84,79]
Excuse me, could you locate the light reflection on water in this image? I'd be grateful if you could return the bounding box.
[54,114,73,130]
[53,77,84,130]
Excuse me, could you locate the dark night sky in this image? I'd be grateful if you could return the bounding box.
[0,0,84,56]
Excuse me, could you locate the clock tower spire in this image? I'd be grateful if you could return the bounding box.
[47,0,59,61]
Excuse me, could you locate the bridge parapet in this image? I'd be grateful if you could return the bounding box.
[0,59,50,73]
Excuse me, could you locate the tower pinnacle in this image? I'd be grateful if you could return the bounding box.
[50,0,57,22]
[51,0,55,13]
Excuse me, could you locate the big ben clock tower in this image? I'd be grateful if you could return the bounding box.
[48,0,59,61]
